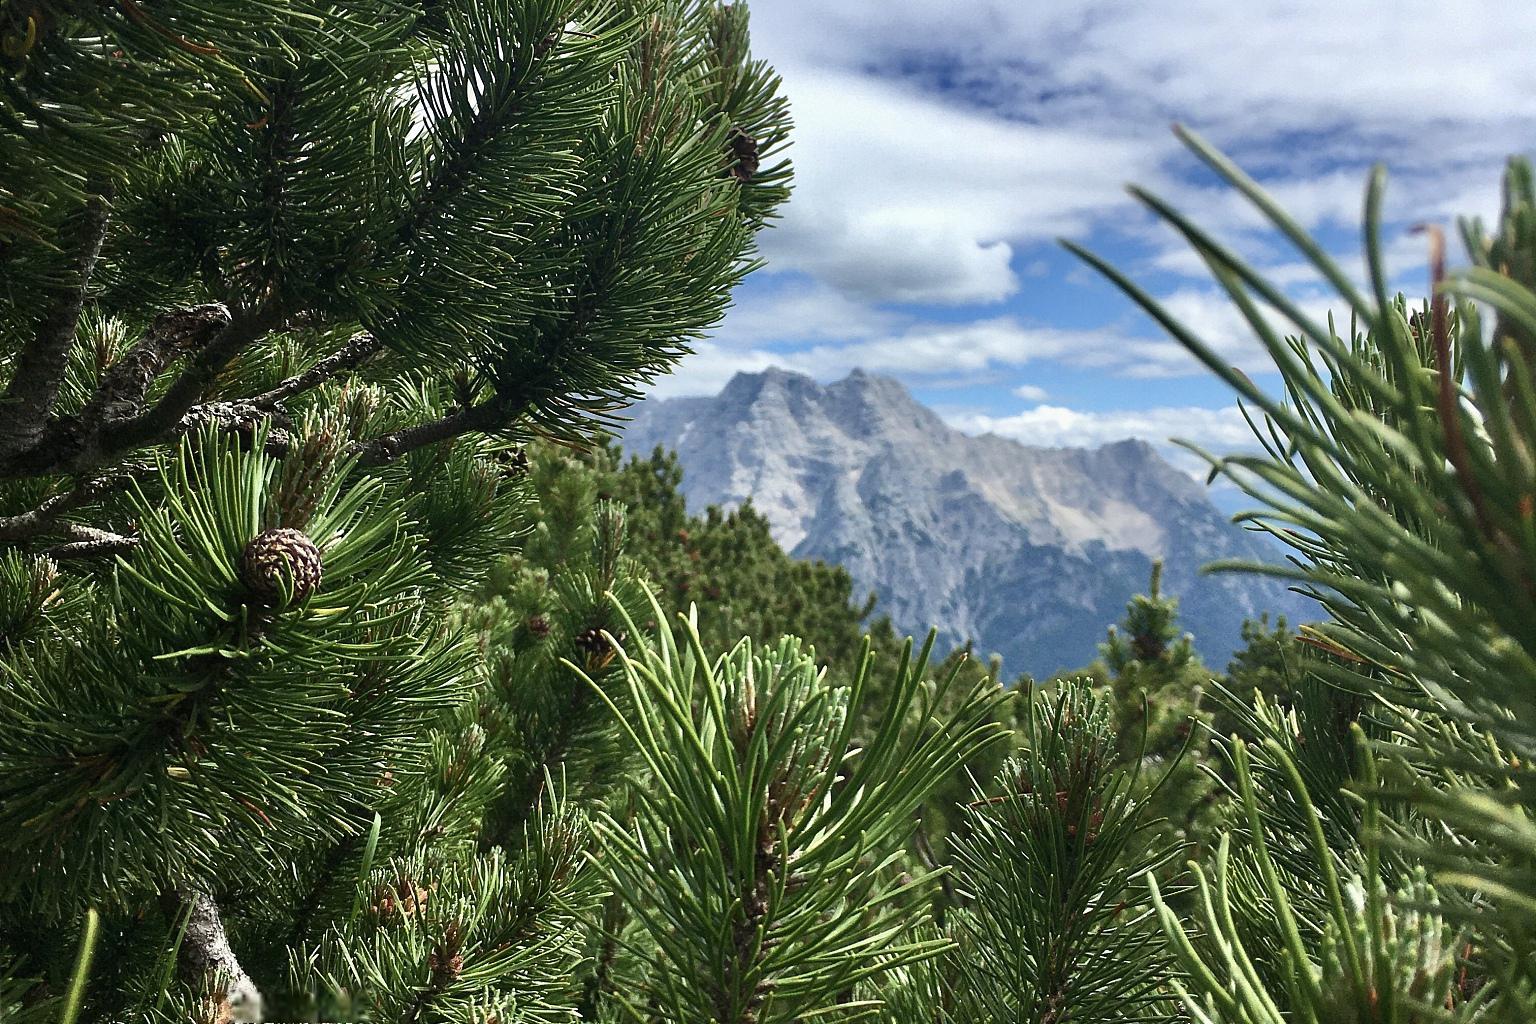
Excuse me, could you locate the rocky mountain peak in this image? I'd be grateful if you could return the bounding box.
[620,369,1306,675]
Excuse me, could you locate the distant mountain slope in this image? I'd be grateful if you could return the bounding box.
[619,368,1308,676]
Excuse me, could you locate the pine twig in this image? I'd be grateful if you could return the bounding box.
[250,330,383,408]
[78,304,233,428]
[353,395,522,466]
[911,823,954,926]
[45,525,139,560]
[177,401,293,456]
[1419,225,1493,537]
[0,472,134,543]
[100,303,283,462]
[0,303,285,478]
[0,188,112,460]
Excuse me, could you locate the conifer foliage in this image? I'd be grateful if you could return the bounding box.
[1069,127,1536,1021]
[581,598,1007,1022]
[0,2,789,1019]
[943,682,1182,1024]
[11,2,1536,1021]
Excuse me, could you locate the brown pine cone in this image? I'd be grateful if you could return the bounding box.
[726,127,760,183]
[240,527,323,603]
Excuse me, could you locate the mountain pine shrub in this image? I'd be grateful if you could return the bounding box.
[0,2,802,1019]
[1066,127,1536,1021]
[8,1,1536,1020]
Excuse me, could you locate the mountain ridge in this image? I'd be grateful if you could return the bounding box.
[620,367,1307,675]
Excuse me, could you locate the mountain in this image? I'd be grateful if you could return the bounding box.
[618,367,1308,677]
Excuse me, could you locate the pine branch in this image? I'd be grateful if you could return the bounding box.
[249,331,383,408]
[174,888,263,1023]
[45,524,138,560]
[0,303,284,478]
[77,304,234,428]
[0,188,112,460]
[0,472,134,543]
[354,396,521,467]
[100,304,282,463]
[177,402,292,457]
[395,11,567,250]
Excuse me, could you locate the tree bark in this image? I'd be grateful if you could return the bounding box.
[0,189,112,459]
[175,888,263,1024]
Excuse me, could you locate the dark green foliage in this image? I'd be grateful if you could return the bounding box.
[1098,561,1206,762]
[0,2,793,1019]
[465,493,649,845]
[1222,615,1296,704]
[0,428,473,915]
[1052,563,1219,860]
[511,440,1011,870]
[1214,614,1299,742]
[583,442,902,676]
[296,802,599,1024]
[583,596,1010,1023]
[942,682,1182,1024]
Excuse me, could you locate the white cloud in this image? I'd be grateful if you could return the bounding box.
[1013,383,1048,402]
[646,341,781,400]
[723,280,902,345]
[1141,170,1494,292]
[953,403,1254,451]
[760,70,1164,305]
[1106,286,1380,379]
[950,403,1257,479]
[749,2,1536,148]
[741,0,1531,309]
[671,278,1359,397]
[668,307,1286,395]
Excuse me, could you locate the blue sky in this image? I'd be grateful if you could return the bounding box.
[654,0,1536,488]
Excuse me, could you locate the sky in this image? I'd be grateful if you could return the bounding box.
[650,0,1536,491]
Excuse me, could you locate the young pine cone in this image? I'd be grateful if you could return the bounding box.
[240,527,323,603]
[726,126,760,183]
[575,626,627,671]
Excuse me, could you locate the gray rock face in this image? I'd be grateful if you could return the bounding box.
[620,367,1308,677]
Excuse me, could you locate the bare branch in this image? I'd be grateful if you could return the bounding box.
[179,401,293,457]
[77,304,233,427]
[353,396,521,467]
[46,525,139,560]
[0,189,112,459]
[0,473,135,543]
[0,303,282,479]
[175,888,263,1024]
[251,330,384,408]
[99,304,283,463]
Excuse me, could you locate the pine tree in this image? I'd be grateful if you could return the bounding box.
[1089,562,1217,858]
[1099,561,1204,763]
[542,440,904,679]
[939,681,1182,1024]
[579,597,1009,1023]
[1215,614,1299,741]
[0,3,790,1019]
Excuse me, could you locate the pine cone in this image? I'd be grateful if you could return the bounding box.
[496,446,531,480]
[575,626,626,671]
[726,127,759,183]
[526,614,551,638]
[240,527,323,603]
